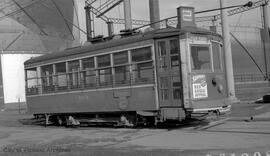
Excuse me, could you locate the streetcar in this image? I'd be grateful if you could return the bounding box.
[24,6,231,126]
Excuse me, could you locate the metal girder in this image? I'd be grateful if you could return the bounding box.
[196,0,268,22]
[3,31,24,51]
[195,16,217,23]
[96,0,123,18]
[109,17,150,25]
[85,0,148,26]
[85,1,110,22]
[88,6,110,22]
[85,0,98,5]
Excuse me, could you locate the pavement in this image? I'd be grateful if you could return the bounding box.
[0,101,269,156]
[229,101,270,121]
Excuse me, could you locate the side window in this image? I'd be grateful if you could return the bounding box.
[41,65,54,93]
[68,60,80,89]
[25,68,39,95]
[98,68,111,86]
[114,51,128,65]
[212,42,222,70]
[131,47,153,83]
[113,51,129,85]
[55,62,68,90]
[190,45,211,71]
[82,57,96,88]
[97,54,110,67]
[97,54,112,86]
[131,47,152,62]
[82,57,95,69]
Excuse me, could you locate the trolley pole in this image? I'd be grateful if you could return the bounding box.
[220,0,237,102]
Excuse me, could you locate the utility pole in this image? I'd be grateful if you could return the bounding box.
[85,5,93,41]
[0,52,4,109]
[262,0,270,79]
[149,0,160,29]
[123,0,132,30]
[220,0,237,102]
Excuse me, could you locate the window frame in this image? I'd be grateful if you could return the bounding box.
[189,44,213,73]
[54,62,68,90]
[67,60,81,89]
[41,64,54,93]
[97,54,111,68]
[131,46,154,84]
[25,67,39,95]
[25,45,155,94]
[211,41,223,72]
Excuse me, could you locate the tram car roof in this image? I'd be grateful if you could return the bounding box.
[25,27,221,66]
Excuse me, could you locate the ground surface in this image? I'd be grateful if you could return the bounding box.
[0,102,270,156]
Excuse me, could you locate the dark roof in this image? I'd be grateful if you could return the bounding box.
[25,27,221,65]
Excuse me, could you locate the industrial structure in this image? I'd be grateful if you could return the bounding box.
[0,0,80,110]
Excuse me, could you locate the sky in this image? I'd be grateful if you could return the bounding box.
[76,0,270,42]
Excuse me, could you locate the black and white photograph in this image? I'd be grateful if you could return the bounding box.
[0,0,270,155]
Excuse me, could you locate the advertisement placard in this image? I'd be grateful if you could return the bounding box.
[192,75,208,99]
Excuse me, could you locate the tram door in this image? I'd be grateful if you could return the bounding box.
[156,38,183,108]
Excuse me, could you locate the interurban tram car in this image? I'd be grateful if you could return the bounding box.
[24,7,231,127]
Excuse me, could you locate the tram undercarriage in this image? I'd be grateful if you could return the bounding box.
[34,105,230,127]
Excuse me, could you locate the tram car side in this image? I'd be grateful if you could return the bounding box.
[24,7,231,126]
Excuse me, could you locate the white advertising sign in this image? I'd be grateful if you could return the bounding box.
[182,9,193,21]
[192,75,208,99]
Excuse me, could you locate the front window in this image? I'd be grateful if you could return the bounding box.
[190,45,211,71]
